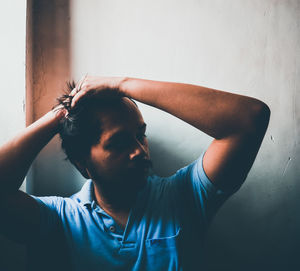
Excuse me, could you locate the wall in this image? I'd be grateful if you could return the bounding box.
[0,1,26,270]
[28,0,300,270]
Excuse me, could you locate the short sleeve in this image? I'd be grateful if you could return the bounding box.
[170,152,237,226]
[30,195,63,238]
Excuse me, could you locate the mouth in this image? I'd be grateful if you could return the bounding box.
[133,159,152,170]
[128,159,153,175]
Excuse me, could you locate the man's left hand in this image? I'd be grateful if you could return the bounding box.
[70,76,125,107]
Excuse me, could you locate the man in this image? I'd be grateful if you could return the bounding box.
[0,76,270,270]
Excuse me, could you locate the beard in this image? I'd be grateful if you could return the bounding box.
[124,158,153,188]
[88,158,153,206]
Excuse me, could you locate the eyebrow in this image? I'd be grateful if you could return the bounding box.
[105,123,147,145]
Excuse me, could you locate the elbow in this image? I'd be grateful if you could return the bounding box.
[249,100,271,134]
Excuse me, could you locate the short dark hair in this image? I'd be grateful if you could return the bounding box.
[56,81,137,172]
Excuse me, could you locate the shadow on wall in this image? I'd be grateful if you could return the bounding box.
[148,137,197,177]
[27,136,85,197]
[203,169,300,271]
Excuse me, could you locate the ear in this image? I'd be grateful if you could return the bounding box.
[73,161,90,179]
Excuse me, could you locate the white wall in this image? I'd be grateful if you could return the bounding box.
[68,1,300,270]
[0,1,26,270]
[0,1,26,145]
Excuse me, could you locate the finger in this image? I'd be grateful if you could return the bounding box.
[75,74,88,92]
[75,79,83,93]
[70,88,77,96]
[52,104,63,113]
[57,108,68,119]
[71,90,88,107]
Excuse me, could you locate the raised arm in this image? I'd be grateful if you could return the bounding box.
[72,76,270,190]
[0,109,65,242]
[121,78,270,190]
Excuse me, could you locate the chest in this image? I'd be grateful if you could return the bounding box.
[60,204,184,271]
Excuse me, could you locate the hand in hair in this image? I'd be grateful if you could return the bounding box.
[70,76,125,108]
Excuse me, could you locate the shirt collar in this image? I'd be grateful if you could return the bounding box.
[72,179,94,206]
[72,180,111,218]
[72,175,153,208]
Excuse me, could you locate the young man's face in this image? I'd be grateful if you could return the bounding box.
[85,98,151,192]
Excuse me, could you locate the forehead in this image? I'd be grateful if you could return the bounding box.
[96,98,145,139]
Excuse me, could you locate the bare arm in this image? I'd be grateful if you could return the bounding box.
[0,109,64,242]
[120,78,270,190]
[0,110,64,193]
[73,76,270,190]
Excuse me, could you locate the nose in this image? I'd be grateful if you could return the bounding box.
[129,140,147,160]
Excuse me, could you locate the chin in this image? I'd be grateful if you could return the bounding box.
[126,171,148,191]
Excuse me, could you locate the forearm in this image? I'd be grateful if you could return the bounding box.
[0,110,62,195]
[120,78,269,139]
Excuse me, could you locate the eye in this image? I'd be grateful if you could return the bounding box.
[105,137,131,151]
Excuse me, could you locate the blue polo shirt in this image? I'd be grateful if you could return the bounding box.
[29,153,235,270]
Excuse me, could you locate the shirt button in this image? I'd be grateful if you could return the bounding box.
[109,225,116,233]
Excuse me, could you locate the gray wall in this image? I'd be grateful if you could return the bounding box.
[0,1,27,270]
[27,0,300,270]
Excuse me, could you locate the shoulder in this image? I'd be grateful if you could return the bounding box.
[31,180,93,215]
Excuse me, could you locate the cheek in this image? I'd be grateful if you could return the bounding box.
[90,148,128,172]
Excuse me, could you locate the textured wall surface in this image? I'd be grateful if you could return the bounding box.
[0,1,26,270]
[27,0,300,270]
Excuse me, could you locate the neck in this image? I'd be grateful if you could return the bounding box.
[93,181,138,229]
[93,180,138,212]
